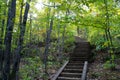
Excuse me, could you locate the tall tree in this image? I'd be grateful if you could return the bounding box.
[2,0,16,79]
[104,0,114,53]
[44,3,55,75]
[29,14,32,44]
[10,1,30,80]
[44,13,54,75]
[0,1,7,76]
[59,8,70,63]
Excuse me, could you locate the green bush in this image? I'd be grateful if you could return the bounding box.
[19,57,43,80]
[103,60,116,70]
[91,72,101,78]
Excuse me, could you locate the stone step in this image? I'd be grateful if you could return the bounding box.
[63,69,83,73]
[70,57,88,61]
[53,41,90,80]
[57,77,81,80]
[74,51,90,53]
[70,57,87,59]
[60,72,82,78]
[65,65,83,69]
[75,46,90,49]
[75,42,90,45]
[70,53,89,55]
[71,56,88,59]
[68,62,84,65]
[74,51,89,53]
[74,49,90,52]
[75,47,90,50]
[70,54,88,58]
[70,58,88,61]
[76,46,90,48]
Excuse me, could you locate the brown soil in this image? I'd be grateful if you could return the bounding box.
[87,52,120,80]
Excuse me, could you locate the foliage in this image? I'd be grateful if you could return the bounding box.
[103,60,116,70]
[19,57,43,80]
[0,0,120,79]
[91,72,101,79]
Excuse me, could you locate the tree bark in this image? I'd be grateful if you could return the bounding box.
[10,2,30,80]
[44,15,54,74]
[77,26,80,36]
[57,22,61,53]
[2,0,16,79]
[104,0,113,50]
[0,1,7,79]
[29,14,32,44]
[59,9,69,63]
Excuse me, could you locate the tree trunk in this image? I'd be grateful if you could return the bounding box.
[56,21,62,62]
[1,10,6,44]
[44,15,54,74]
[0,5,2,76]
[2,0,16,79]
[77,26,80,36]
[59,9,69,63]
[10,2,30,80]
[104,0,113,51]
[0,2,7,79]
[29,14,32,44]
[104,0,115,66]
[59,24,66,63]
[57,22,61,53]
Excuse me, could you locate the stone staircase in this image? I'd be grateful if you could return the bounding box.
[52,41,90,80]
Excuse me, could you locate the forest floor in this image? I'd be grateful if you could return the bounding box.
[19,44,120,80]
[87,51,120,80]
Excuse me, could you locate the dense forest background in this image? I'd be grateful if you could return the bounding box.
[0,0,120,80]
